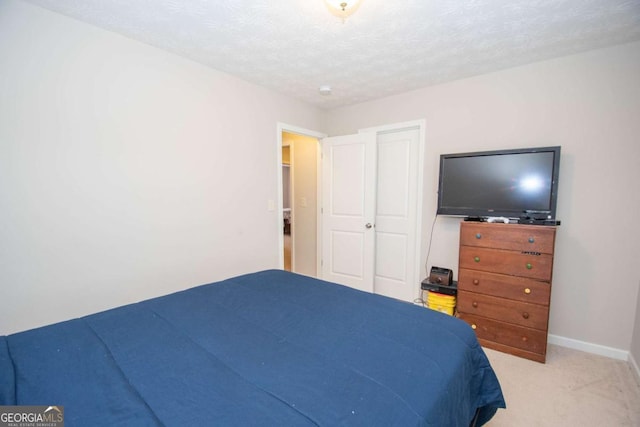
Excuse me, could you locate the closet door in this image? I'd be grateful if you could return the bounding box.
[321,133,376,293]
[320,127,421,301]
[373,129,420,302]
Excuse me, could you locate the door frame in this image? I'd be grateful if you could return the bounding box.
[276,123,326,273]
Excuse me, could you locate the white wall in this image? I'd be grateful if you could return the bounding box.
[325,41,640,353]
[632,281,640,376]
[0,1,323,334]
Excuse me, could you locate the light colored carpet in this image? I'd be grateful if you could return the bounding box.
[484,344,640,426]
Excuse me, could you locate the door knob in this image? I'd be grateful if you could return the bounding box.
[365,223,373,229]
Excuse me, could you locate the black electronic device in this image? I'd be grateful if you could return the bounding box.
[421,278,458,296]
[429,266,453,286]
[517,218,562,226]
[523,209,551,220]
[518,210,562,226]
[436,146,561,220]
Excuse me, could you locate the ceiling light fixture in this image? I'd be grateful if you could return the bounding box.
[324,0,362,20]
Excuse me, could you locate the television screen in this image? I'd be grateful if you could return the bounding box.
[437,146,561,219]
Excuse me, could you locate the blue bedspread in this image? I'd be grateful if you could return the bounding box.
[1,270,505,426]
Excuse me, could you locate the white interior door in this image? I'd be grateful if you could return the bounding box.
[321,133,376,293]
[373,128,420,301]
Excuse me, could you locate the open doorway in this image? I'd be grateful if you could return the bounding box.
[281,145,292,271]
[277,124,325,277]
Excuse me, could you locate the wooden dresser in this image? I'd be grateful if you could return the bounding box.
[457,222,557,363]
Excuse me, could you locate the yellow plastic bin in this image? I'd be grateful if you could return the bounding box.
[426,291,456,315]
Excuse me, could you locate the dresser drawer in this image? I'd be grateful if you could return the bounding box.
[458,313,547,355]
[457,290,549,330]
[459,246,553,281]
[460,223,555,254]
[458,268,551,305]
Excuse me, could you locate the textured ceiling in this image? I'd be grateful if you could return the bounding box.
[22,0,640,110]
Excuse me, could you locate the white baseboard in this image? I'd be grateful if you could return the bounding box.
[548,334,629,361]
[630,352,640,386]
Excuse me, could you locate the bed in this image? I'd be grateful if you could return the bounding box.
[1,270,505,426]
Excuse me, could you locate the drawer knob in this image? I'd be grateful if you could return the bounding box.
[526,263,533,270]
[522,336,528,342]
[471,324,477,330]
[524,288,531,294]
[476,233,482,239]
[472,301,478,308]
[472,279,480,286]
[528,236,535,243]
[474,256,480,263]
[522,312,530,319]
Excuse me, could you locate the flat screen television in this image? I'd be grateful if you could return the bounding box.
[437,146,561,220]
